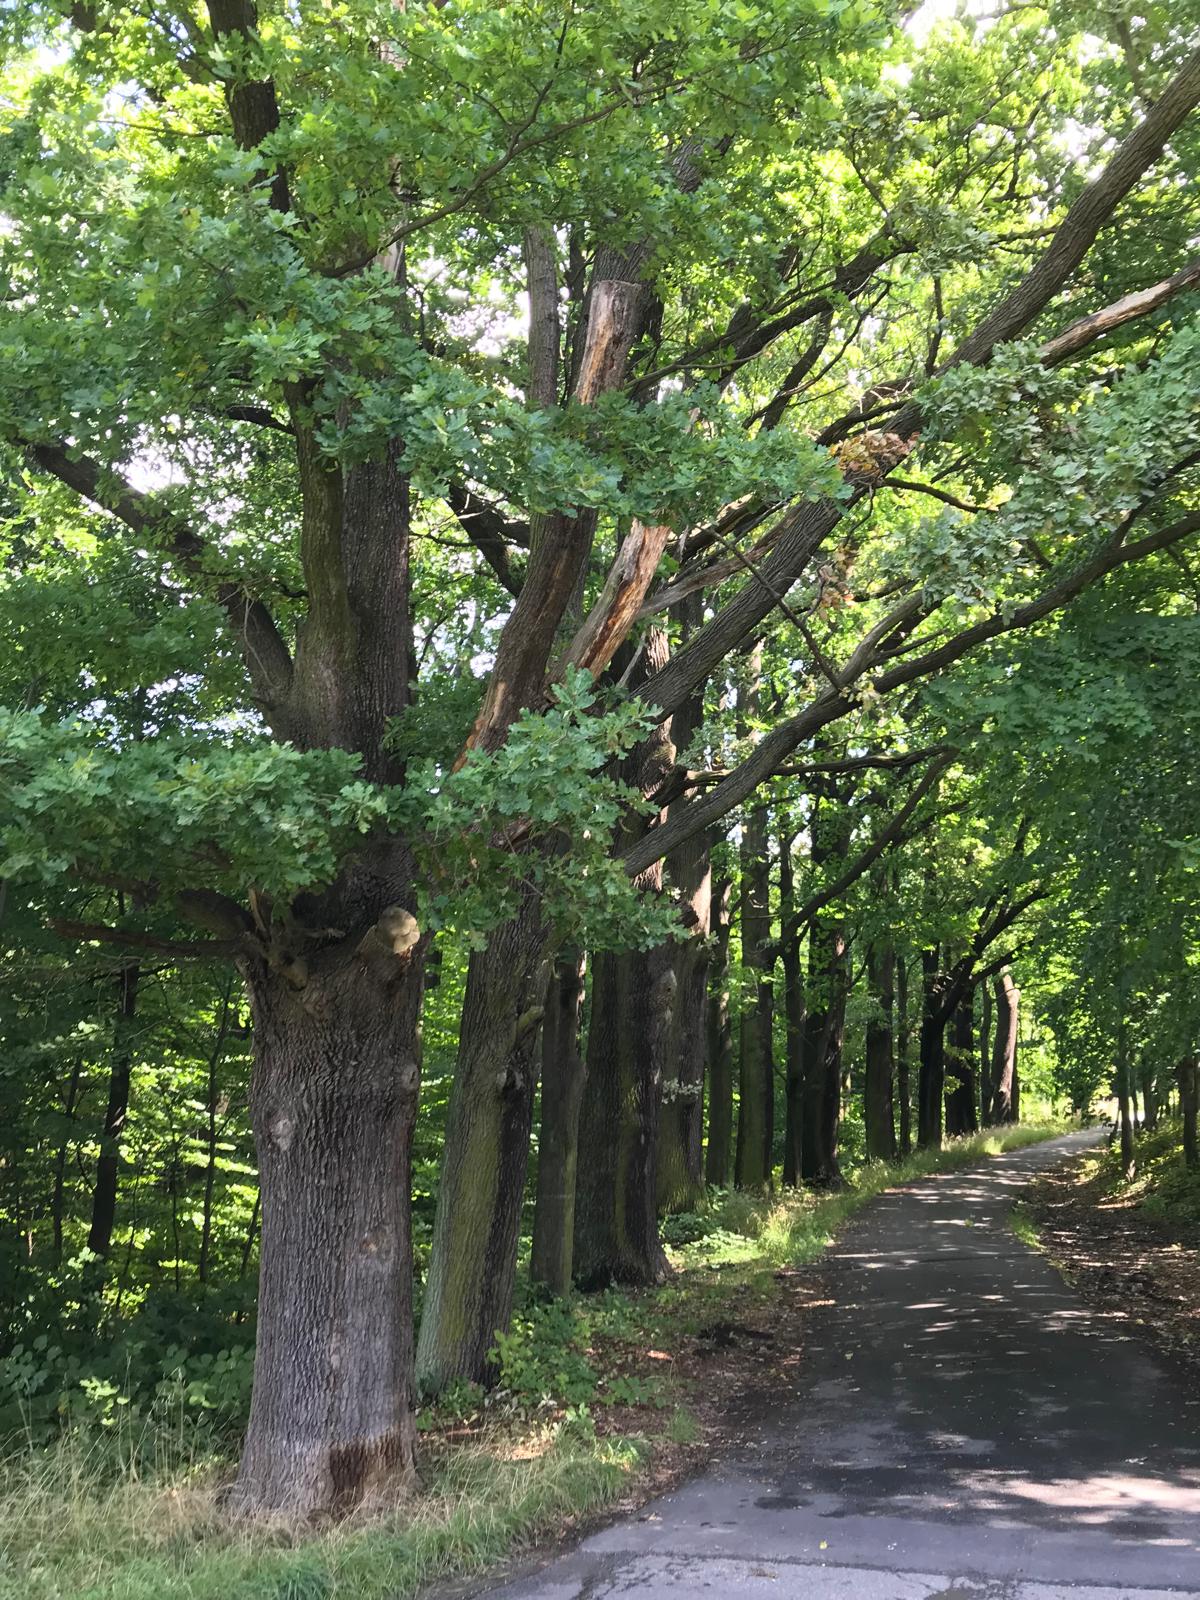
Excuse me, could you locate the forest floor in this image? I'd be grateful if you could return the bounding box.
[1021,1118,1200,1375]
[0,1122,1075,1600]
[462,1126,1200,1600]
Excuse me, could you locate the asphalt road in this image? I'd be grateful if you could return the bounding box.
[469,1129,1200,1599]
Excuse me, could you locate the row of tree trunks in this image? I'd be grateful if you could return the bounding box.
[571,629,679,1290]
[530,950,588,1296]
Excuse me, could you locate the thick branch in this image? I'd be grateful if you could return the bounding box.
[445,483,525,597]
[919,51,1200,385]
[558,519,674,680]
[638,53,1200,720]
[206,0,289,213]
[623,507,1200,875]
[1038,256,1200,366]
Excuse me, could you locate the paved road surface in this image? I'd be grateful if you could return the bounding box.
[468,1130,1200,1599]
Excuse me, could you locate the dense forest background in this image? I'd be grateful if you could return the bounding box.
[1,0,1199,1565]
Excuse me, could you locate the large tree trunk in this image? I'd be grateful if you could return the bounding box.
[1140,1055,1159,1132]
[897,955,912,1157]
[705,877,735,1186]
[659,839,711,1213]
[917,950,948,1150]
[989,967,1019,1124]
[52,1057,84,1263]
[573,628,676,1285]
[864,943,896,1161]
[87,962,141,1258]
[978,980,992,1126]
[233,951,423,1514]
[734,648,774,1189]
[658,654,711,1214]
[574,936,674,1287]
[530,951,588,1297]
[416,903,549,1394]
[780,841,806,1186]
[944,994,978,1138]
[1177,1056,1199,1170]
[801,920,847,1186]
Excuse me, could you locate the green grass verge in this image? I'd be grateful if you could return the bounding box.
[0,1118,1072,1600]
[1072,1117,1200,1225]
[1009,1200,1040,1248]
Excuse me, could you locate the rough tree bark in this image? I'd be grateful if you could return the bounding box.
[573,932,675,1287]
[659,841,711,1212]
[978,980,992,1127]
[530,950,588,1296]
[989,967,1020,1125]
[1140,1055,1159,1132]
[233,947,423,1514]
[800,938,847,1185]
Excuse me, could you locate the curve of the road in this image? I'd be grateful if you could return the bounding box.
[469,1129,1200,1600]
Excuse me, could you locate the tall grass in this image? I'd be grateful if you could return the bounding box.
[0,1423,644,1600]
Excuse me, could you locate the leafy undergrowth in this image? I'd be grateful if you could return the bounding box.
[1026,1118,1200,1368]
[0,1120,1070,1600]
[1102,1119,1200,1226]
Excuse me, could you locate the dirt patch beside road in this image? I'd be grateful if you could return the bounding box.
[1024,1136,1200,1371]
